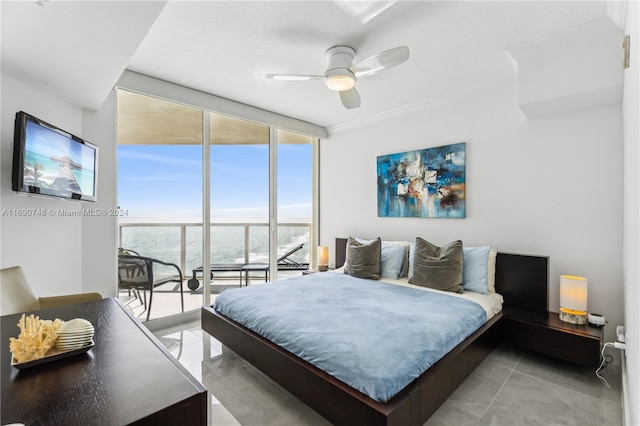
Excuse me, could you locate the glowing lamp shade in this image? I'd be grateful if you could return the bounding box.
[559,275,588,324]
[318,246,329,272]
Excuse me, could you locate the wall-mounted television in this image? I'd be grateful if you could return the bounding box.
[12,111,98,202]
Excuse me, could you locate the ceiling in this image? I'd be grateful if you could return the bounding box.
[1,1,611,130]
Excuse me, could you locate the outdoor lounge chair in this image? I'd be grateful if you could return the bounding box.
[241,243,310,285]
[187,243,309,290]
[118,249,184,321]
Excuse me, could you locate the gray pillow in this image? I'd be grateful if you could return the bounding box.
[408,237,463,293]
[344,237,381,280]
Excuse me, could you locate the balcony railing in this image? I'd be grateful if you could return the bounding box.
[118,222,313,280]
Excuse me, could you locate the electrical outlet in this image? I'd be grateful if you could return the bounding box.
[617,325,626,343]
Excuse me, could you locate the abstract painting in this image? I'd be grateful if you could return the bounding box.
[377,142,466,218]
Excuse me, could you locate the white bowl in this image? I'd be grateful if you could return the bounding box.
[56,318,94,350]
[60,318,94,333]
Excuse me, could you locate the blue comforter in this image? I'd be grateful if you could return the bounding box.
[214,272,487,403]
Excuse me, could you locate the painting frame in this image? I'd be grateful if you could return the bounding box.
[376,142,466,218]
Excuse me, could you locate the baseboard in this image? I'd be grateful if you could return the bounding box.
[144,308,201,332]
[622,352,630,426]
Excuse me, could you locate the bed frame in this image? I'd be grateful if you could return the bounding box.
[202,238,549,425]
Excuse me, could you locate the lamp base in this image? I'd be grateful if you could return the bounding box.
[318,264,328,272]
[559,308,587,325]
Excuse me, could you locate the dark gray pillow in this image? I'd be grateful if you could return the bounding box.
[344,237,381,280]
[408,237,463,293]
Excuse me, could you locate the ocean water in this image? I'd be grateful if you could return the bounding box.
[120,224,310,277]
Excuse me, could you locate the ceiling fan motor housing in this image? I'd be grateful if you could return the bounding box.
[326,46,356,69]
[325,46,356,90]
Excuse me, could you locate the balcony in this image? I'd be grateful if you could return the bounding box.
[118,222,312,321]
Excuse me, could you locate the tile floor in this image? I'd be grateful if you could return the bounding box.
[151,318,623,426]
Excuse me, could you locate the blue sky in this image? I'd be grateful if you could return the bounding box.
[117,143,312,223]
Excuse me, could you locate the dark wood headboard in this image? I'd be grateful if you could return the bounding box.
[495,252,549,313]
[335,238,348,269]
[334,238,548,313]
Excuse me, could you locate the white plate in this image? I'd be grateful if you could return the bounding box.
[58,332,93,338]
[60,327,94,334]
[58,329,93,335]
[58,331,93,336]
[57,337,92,344]
[60,319,94,332]
[57,338,92,343]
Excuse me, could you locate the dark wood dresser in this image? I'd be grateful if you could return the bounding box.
[1,297,207,425]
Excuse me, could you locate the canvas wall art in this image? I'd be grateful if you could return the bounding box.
[377,142,466,218]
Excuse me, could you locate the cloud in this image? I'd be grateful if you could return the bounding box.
[123,172,200,183]
[118,150,201,168]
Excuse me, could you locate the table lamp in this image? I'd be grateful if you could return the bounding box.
[318,246,329,272]
[559,275,587,325]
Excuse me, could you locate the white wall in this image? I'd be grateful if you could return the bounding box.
[320,83,623,345]
[81,92,118,299]
[622,1,639,423]
[0,73,116,298]
[1,74,84,295]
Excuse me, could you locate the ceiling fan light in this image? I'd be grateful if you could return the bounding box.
[325,69,356,91]
[326,75,355,91]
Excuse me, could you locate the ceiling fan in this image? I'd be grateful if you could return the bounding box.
[263,45,410,109]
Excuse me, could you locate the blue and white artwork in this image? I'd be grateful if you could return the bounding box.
[377,143,466,218]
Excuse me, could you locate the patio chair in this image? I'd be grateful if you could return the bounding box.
[118,249,184,321]
[1,266,102,315]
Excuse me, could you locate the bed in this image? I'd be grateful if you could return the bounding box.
[202,238,548,425]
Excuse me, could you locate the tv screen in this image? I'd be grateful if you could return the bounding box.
[12,111,98,202]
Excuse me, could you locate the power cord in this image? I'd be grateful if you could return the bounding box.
[596,342,626,389]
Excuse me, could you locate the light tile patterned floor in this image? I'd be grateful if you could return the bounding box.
[120,275,292,322]
[118,280,242,322]
[151,318,623,426]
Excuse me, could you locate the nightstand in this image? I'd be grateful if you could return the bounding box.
[503,307,603,368]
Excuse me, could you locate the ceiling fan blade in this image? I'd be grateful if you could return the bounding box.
[339,87,361,109]
[351,46,410,78]
[263,74,323,81]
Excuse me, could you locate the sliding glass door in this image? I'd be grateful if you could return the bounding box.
[117,89,203,320]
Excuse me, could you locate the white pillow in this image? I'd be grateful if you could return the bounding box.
[409,241,416,278]
[462,246,491,294]
[379,240,410,277]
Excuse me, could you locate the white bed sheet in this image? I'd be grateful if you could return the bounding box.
[330,268,503,320]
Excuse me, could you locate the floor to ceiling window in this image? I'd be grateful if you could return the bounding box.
[117,89,203,320]
[276,129,316,280]
[116,89,318,321]
[209,112,270,286]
